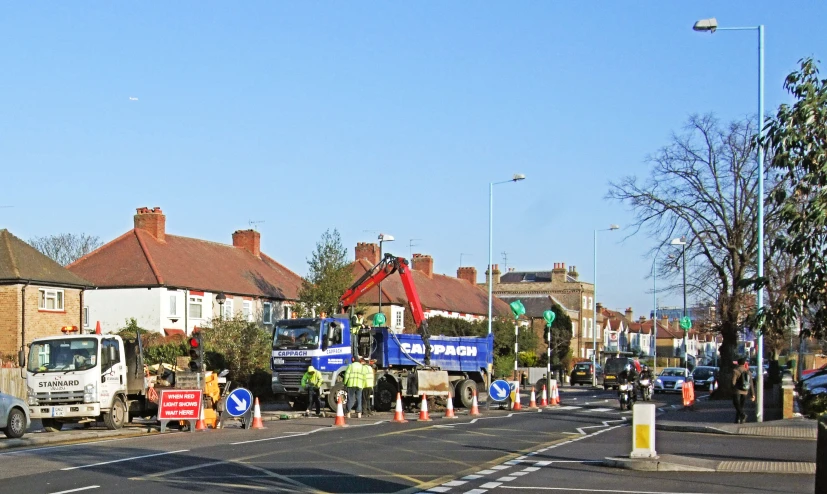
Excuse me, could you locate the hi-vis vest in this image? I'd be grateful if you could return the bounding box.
[301,370,323,389]
[344,361,364,387]
[362,364,375,388]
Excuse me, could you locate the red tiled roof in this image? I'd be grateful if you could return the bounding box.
[68,229,302,300]
[0,229,92,287]
[349,259,511,316]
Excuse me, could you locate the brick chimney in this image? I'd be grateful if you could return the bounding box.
[625,307,633,321]
[355,242,380,265]
[568,265,579,281]
[232,229,261,258]
[411,253,434,278]
[551,262,566,282]
[134,207,166,242]
[485,264,501,285]
[596,302,603,313]
[457,266,477,285]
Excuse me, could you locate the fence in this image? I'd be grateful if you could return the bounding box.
[0,368,26,399]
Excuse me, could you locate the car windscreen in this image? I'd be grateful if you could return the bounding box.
[659,369,685,377]
[273,323,321,350]
[27,338,98,373]
[692,368,716,380]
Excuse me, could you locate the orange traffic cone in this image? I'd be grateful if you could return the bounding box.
[529,388,537,408]
[418,394,432,421]
[392,392,407,423]
[251,397,265,429]
[194,403,207,431]
[444,391,457,419]
[333,395,348,427]
[553,381,561,405]
[469,389,481,416]
[95,321,101,335]
[512,386,522,411]
[540,385,548,407]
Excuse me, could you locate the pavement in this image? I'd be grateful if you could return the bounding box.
[604,390,819,474]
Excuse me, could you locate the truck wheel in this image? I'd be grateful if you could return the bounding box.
[455,379,476,409]
[327,383,348,412]
[41,418,63,432]
[374,379,397,412]
[3,408,26,439]
[104,396,126,430]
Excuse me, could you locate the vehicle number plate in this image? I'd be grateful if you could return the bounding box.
[53,408,66,417]
[576,372,585,375]
[273,358,285,365]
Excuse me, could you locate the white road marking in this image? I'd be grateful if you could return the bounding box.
[491,465,511,470]
[463,490,489,494]
[576,418,626,435]
[231,428,325,445]
[462,475,483,480]
[480,482,502,489]
[61,450,188,470]
[497,476,517,481]
[501,487,709,493]
[427,487,451,493]
[48,487,99,494]
[584,408,613,413]
[442,480,467,486]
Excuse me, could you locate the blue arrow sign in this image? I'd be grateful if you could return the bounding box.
[226,387,253,417]
[488,380,510,402]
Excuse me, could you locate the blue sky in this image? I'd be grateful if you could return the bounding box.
[1,2,824,317]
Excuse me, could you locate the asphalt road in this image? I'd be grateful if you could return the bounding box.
[0,387,814,494]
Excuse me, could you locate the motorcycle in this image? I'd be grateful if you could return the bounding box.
[617,381,636,410]
[638,378,653,401]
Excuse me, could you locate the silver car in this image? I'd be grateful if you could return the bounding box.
[655,367,692,394]
[1,391,30,439]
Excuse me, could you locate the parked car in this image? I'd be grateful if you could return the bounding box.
[1,391,30,439]
[603,357,637,390]
[801,362,827,379]
[655,367,693,394]
[570,362,604,386]
[691,366,719,391]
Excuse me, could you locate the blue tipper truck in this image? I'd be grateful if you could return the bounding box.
[271,253,494,412]
[270,318,493,412]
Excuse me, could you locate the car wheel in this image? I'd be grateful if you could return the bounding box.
[3,408,26,439]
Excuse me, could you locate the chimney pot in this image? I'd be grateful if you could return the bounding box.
[355,242,380,265]
[411,254,434,278]
[134,206,166,242]
[457,266,478,285]
[232,229,261,258]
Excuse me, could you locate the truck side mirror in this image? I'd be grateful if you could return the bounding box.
[18,349,25,367]
[321,334,329,351]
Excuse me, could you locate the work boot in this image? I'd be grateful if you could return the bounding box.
[347,412,352,419]
[357,413,362,419]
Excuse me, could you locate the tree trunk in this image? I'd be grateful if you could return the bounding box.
[712,322,739,400]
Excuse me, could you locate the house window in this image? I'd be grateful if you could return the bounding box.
[588,297,593,310]
[582,295,587,309]
[262,302,272,324]
[169,295,178,316]
[243,301,252,321]
[395,308,403,330]
[83,307,89,328]
[224,299,234,319]
[582,320,587,338]
[189,296,203,319]
[39,289,64,311]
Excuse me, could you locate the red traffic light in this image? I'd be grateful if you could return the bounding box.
[189,337,199,348]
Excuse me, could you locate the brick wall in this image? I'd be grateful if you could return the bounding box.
[23,286,82,344]
[0,285,22,359]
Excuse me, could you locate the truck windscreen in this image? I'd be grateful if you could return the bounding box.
[273,323,321,350]
[27,338,98,373]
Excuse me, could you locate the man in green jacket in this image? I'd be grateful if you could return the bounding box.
[301,365,324,416]
[361,359,375,417]
[344,358,364,418]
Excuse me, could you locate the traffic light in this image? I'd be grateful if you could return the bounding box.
[188,332,203,372]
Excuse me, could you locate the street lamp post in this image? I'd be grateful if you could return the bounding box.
[693,17,765,422]
[487,174,526,336]
[592,225,619,386]
[216,292,227,321]
[671,237,688,371]
[377,233,395,324]
[651,244,666,376]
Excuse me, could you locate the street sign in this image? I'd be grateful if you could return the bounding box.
[158,389,202,421]
[488,379,510,402]
[679,317,692,331]
[226,387,253,417]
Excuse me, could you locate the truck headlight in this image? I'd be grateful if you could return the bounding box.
[271,373,279,383]
[84,383,97,403]
[27,386,38,406]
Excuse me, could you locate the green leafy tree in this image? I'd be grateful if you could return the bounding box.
[759,58,827,338]
[116,318,187,367]
[299,229,352,316]
[542,304,573,368]
[200,314,272,393]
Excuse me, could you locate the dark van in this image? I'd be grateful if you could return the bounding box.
[603,357,635,390]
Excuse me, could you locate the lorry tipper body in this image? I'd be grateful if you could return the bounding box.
[271,254,493,411]
[24,328,156,430]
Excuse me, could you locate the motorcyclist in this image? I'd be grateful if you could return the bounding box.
[638,364,653,399]
[618,362,639,401]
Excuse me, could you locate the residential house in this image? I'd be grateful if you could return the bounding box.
[0,229,93,359]
[597,307,656,360]
[498,294,579,359]
[69,207,303,335]
[484,263,590,358]
[627,317,656,359]
[654,315,701,365]
[351,243,511,332]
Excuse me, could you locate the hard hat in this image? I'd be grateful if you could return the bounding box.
[307,365,315,372]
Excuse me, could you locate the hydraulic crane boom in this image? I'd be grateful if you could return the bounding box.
[340,253,432,365]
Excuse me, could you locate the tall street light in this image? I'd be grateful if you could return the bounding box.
[693,16,765,422]
[671,237,688,371]
[651,244,666,376]
[592,224,620,386]
[487,174,526,336]
[377,233,395,323]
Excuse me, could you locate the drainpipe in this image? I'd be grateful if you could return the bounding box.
[184,289,189,336]
[80,289,84,333]
[20,283,28,365]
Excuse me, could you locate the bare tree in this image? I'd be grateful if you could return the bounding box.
[608,114,771,396]
[28,233,103,266]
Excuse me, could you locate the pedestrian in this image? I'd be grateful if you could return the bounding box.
[361,358,375,417]
[344,357,364,418]
[301,365,324,416]
[731,357,755,424]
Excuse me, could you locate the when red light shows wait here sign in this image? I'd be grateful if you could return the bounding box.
[158,389,202,420]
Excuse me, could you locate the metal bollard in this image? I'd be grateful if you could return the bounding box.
[631,403,657,458]
[817,415,827,494]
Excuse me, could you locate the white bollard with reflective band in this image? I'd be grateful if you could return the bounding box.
[630,403,657,458]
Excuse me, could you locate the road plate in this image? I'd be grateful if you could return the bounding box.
[53,408,65,417]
